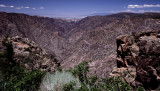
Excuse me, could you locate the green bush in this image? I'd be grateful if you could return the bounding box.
[136,86,145,91]
[2,35,14,64]
[0,61,44,91]
[68,61,89,85]
[0,36,44,91]
[0,65,44,91]
[0,71,5,91]
[100,77,132,91]
[64,61,133,91]
[63,81,76,91]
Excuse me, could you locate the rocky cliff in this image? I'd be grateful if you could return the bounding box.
[0,12,160,77]
[0,12,73,60]
[110,30,160,90]
[0,36,58,72]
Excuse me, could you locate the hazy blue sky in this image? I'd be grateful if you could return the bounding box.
[0,0,160,18]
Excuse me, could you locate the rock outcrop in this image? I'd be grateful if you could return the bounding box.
[116,34,139,67]
[0,36,58,72]
[110,30,160,90]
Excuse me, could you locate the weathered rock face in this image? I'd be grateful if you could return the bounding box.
[116,35,139,67]
[136,35,160,89]
[0,36,58,72]
[111,31,160,90]
[110,66,137,87]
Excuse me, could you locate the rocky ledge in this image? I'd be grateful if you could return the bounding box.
[110,30,160,90]
[0,36,58,72]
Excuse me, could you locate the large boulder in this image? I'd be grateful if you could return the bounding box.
[136,35,160,89]
[111,31,160,90]
[110,66,137,87]
[116,35,138,67]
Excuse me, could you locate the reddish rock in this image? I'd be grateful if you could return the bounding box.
[136,36,160,89]
[114,31,160,90]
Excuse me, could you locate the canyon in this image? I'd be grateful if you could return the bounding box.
[0,12,160,77]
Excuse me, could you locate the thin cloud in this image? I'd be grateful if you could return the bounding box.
[0,3,43,10]
[0,4,14,8]
[111,9,160,13]
[111,9,134,13]
[16,6,30,9]
[128,4,160,8]
[91,10,97,13]
[0,4,7,7]
[138,10,160,13]
[110,11,115,13]
[10,6,14,8]
[16,7,21,9]
[39,7,44,9]
[0,4,37,10]
[16,6,24,9]
[25,7,29,9]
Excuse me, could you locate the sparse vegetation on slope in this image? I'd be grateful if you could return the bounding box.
[41,60,143,91]
[64,61,135,91]
[0,36,45,91]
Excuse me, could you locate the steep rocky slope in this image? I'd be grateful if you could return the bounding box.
[0,12,160,77]
[0,36,58,72]
[0,12,73,59]
[110,31,160,90]
[61,13,160,77]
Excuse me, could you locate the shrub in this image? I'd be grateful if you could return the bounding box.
[100,77,132,91]
[64,61,133,91]
[68,61,89,85]
[40,71,80,91]
[1,65,44,91]
[0,36,44,91]
[2,35,14,64]
[63,81,76,91]
[0,71,5,91]
[136,86,145,91]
